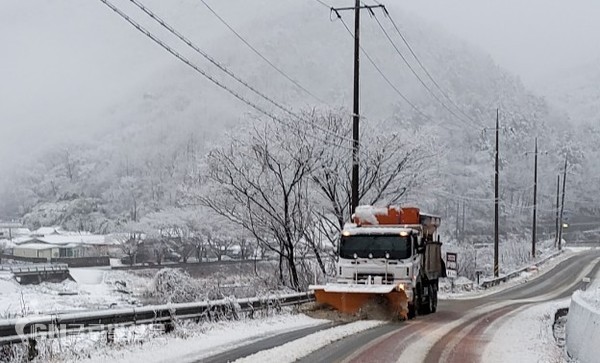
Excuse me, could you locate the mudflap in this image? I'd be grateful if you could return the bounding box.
[312,287,409,320]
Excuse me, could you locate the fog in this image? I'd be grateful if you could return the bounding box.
[401,0,600,84]
[2,0,600,171]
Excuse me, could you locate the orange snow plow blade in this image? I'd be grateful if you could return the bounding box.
[309,284,410,319]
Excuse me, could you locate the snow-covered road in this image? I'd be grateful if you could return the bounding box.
[68,248,600,363]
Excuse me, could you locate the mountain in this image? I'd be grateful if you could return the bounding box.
[0,0,585,237]
[533,59,600,125]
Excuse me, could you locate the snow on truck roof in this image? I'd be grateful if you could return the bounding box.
[342,225,417,236]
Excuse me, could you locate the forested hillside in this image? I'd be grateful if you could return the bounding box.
[1,0,597,279]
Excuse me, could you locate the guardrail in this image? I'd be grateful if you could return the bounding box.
[0,291,315,349]
[8,264,69,274]
[480,250,563,289]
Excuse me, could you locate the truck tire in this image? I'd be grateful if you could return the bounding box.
[419,284,436,315]
[408,289,419,319]
[431,285,438,313]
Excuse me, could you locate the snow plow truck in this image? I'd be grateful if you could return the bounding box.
[310,205,446,319]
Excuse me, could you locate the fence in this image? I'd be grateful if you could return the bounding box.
[480,250,563,288]
[0,292,315,350]
[0,254,110,268]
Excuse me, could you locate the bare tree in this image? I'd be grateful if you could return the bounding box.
[200,118,318,290]
[308,111,437,260]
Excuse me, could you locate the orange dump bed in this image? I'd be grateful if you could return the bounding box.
[353,206,420,225]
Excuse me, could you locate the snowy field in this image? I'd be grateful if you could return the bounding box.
[0,268,148,317]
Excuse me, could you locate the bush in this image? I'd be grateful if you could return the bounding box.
[149,268,205,303]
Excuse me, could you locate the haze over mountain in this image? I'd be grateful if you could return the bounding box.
[534,58,600,125]
[0,0,596,239]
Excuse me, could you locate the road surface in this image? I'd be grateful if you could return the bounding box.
[200,250,600,363]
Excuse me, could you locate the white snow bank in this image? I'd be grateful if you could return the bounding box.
[234,320,384,363]
[578,285,600,311]
[441,248,577,300]
[566,288,600,363]
[483,300,567,363]
[83,314,328,363]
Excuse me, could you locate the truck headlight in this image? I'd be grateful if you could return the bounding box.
[396,283,405,291]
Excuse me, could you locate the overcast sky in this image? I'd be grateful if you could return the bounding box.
[400,0,600,83]
[1,0,600,171]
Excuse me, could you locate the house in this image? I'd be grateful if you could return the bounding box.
[12,238,87,259]
[10,229,117,259]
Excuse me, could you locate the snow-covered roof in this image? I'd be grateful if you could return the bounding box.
[10,236,34,245]
[342,226,417,236]
[13,243,57,251]
[32,226,62,236]
[14,234,108,247]
[37,235,106,246]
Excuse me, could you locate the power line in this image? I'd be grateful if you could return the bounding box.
[312,0,334,9]
[126,0,367,150]
[369,11,477,129]
[379,7,481,126]
[98,0,357,152]
[334,15,456,132]
[128,0,346,143]
[198,0,328,105]
[368,0,480,126]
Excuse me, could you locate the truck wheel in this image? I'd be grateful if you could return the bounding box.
[419,285,434,315]
[408,290,419,319]
[430,285,438,313]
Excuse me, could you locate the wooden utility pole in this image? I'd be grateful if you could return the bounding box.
[462,201,466,241]
[351,0,360,215]
[532,137,538,258]
[455,201,460,239]
[494,109,500,277]
[555,174,560,247]
[558,156,568,250]
[332,2,384,215]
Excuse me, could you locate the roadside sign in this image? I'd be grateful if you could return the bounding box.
[446,252,458,278]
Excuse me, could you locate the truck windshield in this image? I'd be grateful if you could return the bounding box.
[339,235,411,260]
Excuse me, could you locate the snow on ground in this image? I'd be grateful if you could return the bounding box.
[439,247,586,300]
[81,313,330,363]
[576,269,600,310]
[483,299,568,363]
[234,320,384,363]
[485,253,600,363]
[0,268,149,317]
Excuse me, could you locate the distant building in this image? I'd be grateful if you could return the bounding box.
[7,227,120,260]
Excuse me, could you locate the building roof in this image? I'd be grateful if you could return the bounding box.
[13,243,57,251]
[32,226,62,236]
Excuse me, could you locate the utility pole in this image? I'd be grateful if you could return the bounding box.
[494,109,500,277]
[558,155,568,250]
[455,201,460,240]
[332,2,384,215]
[462,201,466,241]
[351,0,360,215]
[555,174,560,247]
[532,137,538,258]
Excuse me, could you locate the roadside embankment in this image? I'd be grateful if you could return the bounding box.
[566,286,600,362]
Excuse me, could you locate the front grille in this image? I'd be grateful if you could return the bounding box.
[353,273,394,284]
